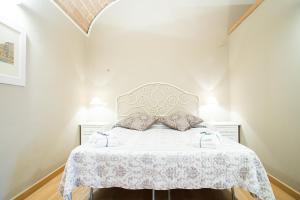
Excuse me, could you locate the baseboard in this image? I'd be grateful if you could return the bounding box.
[268,174,300,199]
[11,164,65,200]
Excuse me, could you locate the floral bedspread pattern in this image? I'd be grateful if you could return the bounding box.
[59,128,275,200]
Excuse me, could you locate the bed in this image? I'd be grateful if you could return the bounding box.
[59,83,275,200]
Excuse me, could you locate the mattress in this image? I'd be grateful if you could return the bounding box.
[59,127,275,200]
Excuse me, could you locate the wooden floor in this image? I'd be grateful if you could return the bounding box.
[25,173,296,200]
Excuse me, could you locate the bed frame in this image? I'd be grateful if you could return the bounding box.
[88,83,237,200]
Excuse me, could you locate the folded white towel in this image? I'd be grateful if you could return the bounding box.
[87,132,121,147]
[198,130,222,149]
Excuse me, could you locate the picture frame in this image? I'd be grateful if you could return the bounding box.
[0,17,26,86]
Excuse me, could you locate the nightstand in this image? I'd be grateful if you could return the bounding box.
[80,123,113,145]
[207,122,240,143]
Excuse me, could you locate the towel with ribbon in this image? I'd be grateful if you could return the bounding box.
[87,131,121,147]
[198,129,222,149]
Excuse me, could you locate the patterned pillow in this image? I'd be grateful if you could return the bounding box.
[158,111,191,131]
[115,112,157,131]
[186,113,204,127]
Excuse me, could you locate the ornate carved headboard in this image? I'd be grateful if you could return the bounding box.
[117,83,199,119]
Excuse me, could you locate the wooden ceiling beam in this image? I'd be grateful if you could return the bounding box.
[228,0,264,34]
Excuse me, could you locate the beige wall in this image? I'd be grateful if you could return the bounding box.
[3,0,300,198]
[85,0,232,122]
[0,1,86,199]
[229,0,300,191]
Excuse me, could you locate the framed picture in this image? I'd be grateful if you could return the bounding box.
[0,18,26,86]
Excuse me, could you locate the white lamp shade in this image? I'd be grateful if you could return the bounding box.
[90,97,107,106]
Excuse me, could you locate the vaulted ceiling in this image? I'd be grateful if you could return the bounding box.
[53,0,260,36]
[53,0,116,34]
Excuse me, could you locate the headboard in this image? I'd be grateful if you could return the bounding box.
[117,83,199,119]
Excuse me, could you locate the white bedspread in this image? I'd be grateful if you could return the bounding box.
[59,127,275,200]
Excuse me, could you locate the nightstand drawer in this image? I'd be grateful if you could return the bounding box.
[81,133,93,145]
[81,127,106,134]
[207,122,240,143]
[214,126,238,132]
[222,135,239,142]
[216,129,238,136]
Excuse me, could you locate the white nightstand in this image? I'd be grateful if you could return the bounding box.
[80,123,113,145]
[207,122,240,143]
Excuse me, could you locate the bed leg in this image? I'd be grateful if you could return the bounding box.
[231,187,236,200]
[89,187,94,200]
[152,189,155,200]
[168,189,171,200]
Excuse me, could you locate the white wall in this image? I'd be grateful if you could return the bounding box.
[0,0,86,199]
[85,0,232,123]
[229,0,300,191]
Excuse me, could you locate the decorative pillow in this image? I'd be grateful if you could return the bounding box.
[158,111,191,131]
[186,113,204,127]
[115,112,156,131]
